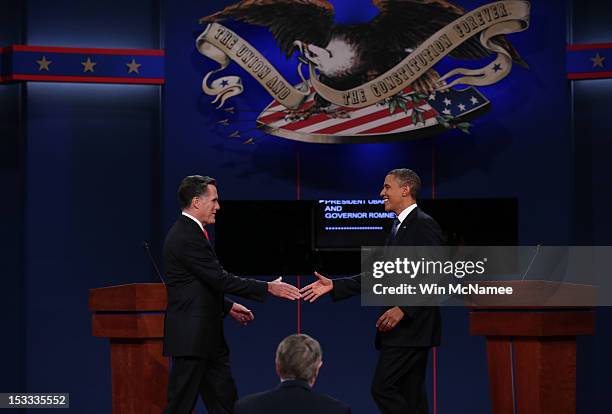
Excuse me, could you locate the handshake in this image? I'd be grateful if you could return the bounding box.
[266,271,333,302]
[234,272,404,333]
[230,272,333,326]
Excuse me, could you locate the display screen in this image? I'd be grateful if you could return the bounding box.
[214,199,517,275]
[313,198,518,250]
[314,199,394,250]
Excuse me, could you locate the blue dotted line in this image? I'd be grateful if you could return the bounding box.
[325,226,384,231]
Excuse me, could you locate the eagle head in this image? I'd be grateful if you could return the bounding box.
[294,39,358,78]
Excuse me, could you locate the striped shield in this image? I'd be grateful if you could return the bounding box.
[257,85,490,144]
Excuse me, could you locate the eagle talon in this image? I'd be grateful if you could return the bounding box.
[409,69,444,95]
[285,106,318,121]
[325,108,350,119]
[285,104,350,121]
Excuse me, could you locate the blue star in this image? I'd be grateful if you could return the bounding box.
[493,64,502,72]
[220,80,229,87]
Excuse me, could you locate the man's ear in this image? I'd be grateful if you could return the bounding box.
[310,360,323,387]
[192,196,200,209]
[275,360,281,378]
[315,360,323,378]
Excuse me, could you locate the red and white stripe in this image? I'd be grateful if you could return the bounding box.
[257,89,439,136]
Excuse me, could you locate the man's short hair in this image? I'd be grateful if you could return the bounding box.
[276,334,322,382]
[177,175,217,209]
[388,168,421,199]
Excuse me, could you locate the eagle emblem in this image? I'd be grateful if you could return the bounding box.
[198,0,530,144]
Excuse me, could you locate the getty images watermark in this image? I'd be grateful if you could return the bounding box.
[360,246,609,307]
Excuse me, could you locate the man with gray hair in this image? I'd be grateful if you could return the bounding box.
[235,334,350,414]
[162,175,301,414]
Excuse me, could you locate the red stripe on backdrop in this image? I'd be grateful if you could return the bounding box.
[282,111,335,131]
[431,141,436,199]
[8,74,165,84]
[296,148,302,334]
[566,42,612,51]
[296,149,301,201]
[297,275,302,334]
[11,44,165,55]
[359,109,437,134]
[256,108,289,125]
[312,104,416,135]
[431,137,437,414]
[567,71,612,80]
[257,100,316,124]
[281,104,363,132]
[433,347,438,414]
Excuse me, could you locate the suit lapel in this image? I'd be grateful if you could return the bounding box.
[390,206,418,245]
[180,214,205,235]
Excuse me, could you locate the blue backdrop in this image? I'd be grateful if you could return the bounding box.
[1,0,611,412]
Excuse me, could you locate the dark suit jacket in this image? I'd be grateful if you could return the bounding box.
[162,215,268,357]
[234,380,351,414]
[331,206,443,348]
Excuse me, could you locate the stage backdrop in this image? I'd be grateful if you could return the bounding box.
[1,0,610,413]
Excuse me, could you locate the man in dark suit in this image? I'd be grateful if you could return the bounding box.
[234,334,351,414]
[162,175,301,414]
[300,168,443,414]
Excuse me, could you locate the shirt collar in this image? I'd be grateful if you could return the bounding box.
[181,211,204,233]
[396,203,418,224]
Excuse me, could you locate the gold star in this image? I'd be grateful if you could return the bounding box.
[81,57,97,73]
[126,58,141,74]
[591,53,606,68]
[36,56,52,71]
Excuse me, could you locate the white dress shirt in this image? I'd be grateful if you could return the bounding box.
[396,203,418,225]
[182,211,204,232]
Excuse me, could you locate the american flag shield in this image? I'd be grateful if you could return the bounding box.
[257,84,490,144]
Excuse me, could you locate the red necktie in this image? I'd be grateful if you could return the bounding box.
[203,228,210,241]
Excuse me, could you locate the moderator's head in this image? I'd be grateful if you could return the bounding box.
[275,334,323,387]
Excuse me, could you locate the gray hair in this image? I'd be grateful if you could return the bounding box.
[276,334,322,382]
[388,168,421,199]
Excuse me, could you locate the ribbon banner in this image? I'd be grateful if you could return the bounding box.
[197,0,530,109]
[196,23,309,109]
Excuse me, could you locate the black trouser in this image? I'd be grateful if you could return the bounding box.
[371,346,430,414]
[163,347,237,414]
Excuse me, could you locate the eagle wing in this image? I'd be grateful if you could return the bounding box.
[370,0,527,66]
[200,0,335,58]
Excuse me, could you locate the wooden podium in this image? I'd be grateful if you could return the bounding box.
[468,281,596,414]
[89,283,168,414]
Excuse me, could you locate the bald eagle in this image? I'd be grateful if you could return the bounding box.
[202,0,527,113]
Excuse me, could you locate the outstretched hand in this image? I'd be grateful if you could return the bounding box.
[229,302,254,325]
[300,271,333,302]
[267,277,301,300]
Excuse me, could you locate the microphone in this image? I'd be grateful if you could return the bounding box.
[520,244,541,281]
[142,241,165,285]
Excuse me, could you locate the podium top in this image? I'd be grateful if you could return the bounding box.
[89,283,167,312]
